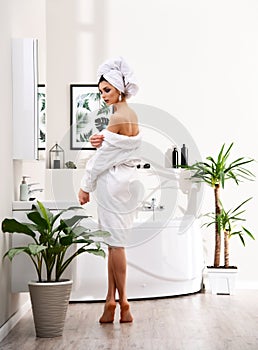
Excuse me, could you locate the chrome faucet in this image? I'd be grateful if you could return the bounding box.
[28,183,44,200]
[150,198,156,210]
[28,182,40,187]
[28,188,44,195]
[141,198,164,211]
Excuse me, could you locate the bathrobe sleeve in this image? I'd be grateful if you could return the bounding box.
[80,141,140,193]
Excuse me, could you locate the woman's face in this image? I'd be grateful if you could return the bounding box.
[98,81,120,105]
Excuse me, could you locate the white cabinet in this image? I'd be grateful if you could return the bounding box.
[12,38,39,160]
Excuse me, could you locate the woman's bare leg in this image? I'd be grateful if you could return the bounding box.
[109,247,133,322]
[99,248,117,323]
[106,247,117,302]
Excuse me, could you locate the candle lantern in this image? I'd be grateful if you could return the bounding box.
[49,143,64,169]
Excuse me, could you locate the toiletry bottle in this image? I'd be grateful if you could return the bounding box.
[19,176,29,201]
[181,144,188,166]
[172,147,178,168]
[165,145,177,167]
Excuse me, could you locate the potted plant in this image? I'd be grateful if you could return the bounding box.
[186,143,255,294]
[1,201,109,337]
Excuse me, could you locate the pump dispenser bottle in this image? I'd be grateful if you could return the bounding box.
[172,147,178,168]
[181,144,188,166]
[19,176,30,201]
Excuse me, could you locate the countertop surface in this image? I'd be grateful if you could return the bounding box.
[12,200,80,211]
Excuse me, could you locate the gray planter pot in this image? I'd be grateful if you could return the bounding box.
[28,280,73,338]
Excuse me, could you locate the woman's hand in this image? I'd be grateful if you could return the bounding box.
[89,134,104,148]
[78,189,90,205]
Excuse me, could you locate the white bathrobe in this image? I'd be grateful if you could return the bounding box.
[80,129,142,247]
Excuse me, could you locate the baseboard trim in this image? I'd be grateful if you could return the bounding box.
[236,281,258,290]
[0,300,31,343]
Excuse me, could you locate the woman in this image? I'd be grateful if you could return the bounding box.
[78,57,141,323]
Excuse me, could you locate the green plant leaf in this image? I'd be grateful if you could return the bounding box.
[73,238,95,244]
[242,227,255,240]
[231,198,252,214]
[88,230,111,237]
[1,219,36,238]
[60,235,73,246]
[4,247,30,260]
[36,201,53,230]
[61,215,91,228]
[84,248,106,258]
[28,243,47,255]
[238,234,245,246]
[51,206,84,227]
[70,225,91,237]
[27,211,49,230]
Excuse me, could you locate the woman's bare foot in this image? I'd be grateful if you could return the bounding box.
[119,302,133,323]
[99,301,116,323]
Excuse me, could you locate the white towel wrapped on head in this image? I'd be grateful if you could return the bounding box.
[97,56,139,98]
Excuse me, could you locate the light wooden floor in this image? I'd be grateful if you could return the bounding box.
[1,290,258,350]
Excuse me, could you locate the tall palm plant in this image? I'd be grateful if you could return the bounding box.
[188,143,255,267]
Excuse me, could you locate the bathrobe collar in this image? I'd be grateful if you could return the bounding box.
[101,129,142,150]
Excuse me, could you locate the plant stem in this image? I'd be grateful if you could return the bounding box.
[224,229,229,267]
[214,184,221,267]
[30,256,42,282]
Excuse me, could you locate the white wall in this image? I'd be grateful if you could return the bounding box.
[0,0,19,329]
[0,0,29,331]
[0,0,45,331]
[11,0,46,199]
[45,0,258,287]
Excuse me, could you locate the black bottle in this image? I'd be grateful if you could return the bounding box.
[172,147,178,168]
[181,144,188,166]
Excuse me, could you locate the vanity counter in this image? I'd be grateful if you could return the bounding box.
[12,200,79,211]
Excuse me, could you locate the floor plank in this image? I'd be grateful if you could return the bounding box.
[1,290,258,349]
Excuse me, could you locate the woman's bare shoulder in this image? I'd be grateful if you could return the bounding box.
[107,111,139,136]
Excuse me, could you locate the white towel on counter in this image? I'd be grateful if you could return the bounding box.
[80,129,143,247]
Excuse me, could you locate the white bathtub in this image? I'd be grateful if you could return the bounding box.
[70,213,204,301]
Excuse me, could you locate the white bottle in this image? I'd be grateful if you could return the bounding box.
[19,176,29,201]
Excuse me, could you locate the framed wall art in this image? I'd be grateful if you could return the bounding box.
[37,84,46,150]
[70,84,112,150]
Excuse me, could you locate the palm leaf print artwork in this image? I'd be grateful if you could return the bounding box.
[37,85,46,149]
[71,85,113,149]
